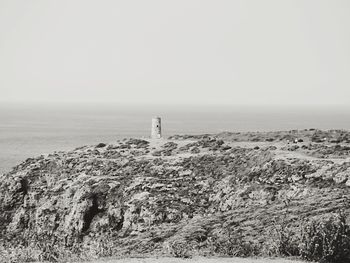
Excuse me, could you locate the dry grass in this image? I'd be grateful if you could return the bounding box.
[76,257,306,263]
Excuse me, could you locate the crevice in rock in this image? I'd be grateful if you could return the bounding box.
[82,194,101,233]
[114,209,124,231]
[16,178,28,196]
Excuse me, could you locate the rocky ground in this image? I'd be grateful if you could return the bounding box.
[1,129,350,262]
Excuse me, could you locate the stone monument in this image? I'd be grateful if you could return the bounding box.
[151,116,161,139]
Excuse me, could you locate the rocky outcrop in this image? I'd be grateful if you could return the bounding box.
[1,131,350,261]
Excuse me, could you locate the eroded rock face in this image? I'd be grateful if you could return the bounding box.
[1,132,350,258]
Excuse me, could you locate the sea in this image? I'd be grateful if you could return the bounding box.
[1,103,350,174]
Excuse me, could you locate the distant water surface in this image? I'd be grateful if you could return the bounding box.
[1,103,350,174]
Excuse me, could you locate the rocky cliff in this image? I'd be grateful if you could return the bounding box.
[1,129,350,262]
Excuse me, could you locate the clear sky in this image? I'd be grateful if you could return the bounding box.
[0,0,349,105]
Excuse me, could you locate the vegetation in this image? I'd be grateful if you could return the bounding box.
[2,130,350,262]
[2,214,350,262]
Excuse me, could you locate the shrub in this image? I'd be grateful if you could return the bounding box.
[205,231,260,257]
[271,212,350,263]
[272,221,300,257]
[167,240,193,258]
[299,213,350,263]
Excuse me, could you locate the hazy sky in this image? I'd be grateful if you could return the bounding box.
[0,0,349,105]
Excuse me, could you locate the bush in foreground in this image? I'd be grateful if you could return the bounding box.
[272,212,350,263]
[299,213,350,263]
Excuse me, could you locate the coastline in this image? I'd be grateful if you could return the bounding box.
[2,129,350,262]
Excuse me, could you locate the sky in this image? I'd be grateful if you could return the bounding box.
[0,0,349,106]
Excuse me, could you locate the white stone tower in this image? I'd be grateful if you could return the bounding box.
[151,116,161,139]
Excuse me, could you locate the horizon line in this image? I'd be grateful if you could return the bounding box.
[1,100,350,108]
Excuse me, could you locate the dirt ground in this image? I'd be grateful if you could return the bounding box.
[83,257,305,263]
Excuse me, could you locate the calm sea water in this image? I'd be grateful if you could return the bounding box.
[1,103,350,174]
